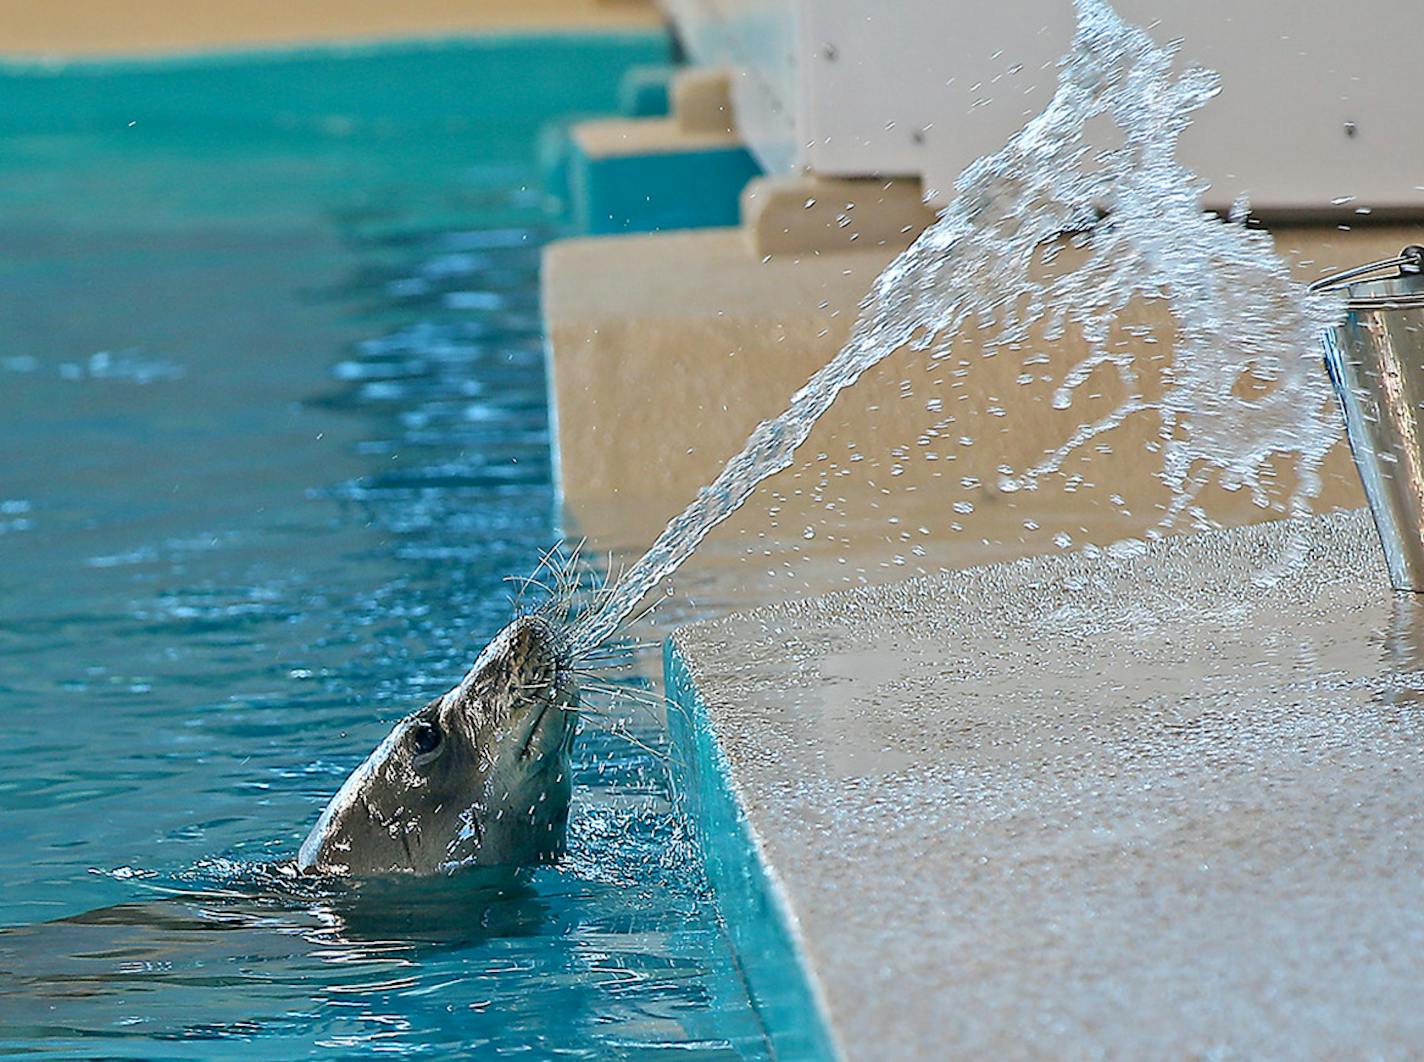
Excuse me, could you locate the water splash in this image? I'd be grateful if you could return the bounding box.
[568,0,1344,655]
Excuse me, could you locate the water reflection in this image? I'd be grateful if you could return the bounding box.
[1382,593,1424,713]
[0,867,544,1045]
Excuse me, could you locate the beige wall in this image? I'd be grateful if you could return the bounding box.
[0,0,659,58]
[545,223,1424,605]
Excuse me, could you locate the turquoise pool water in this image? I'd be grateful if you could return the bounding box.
[0,37,771,1059]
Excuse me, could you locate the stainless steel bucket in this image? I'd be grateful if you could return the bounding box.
[1313,246,1424,591]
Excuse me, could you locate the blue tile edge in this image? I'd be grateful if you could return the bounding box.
[664,638,841,1062]
[569,143,761,234]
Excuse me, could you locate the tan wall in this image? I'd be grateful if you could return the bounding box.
[0,0,659,58]
[545,222,1424,603]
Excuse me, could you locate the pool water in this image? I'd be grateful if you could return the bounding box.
[0,38,772,1059]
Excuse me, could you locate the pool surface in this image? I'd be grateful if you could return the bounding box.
[0,37,772,1059]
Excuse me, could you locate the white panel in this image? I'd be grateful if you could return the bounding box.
[721,0,800,176]
[798,2,1073,196]
[660,0,801,176]
[659,0,730,64]
[796,0,1424,213]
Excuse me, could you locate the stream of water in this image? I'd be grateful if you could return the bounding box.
[569,0,1346,655]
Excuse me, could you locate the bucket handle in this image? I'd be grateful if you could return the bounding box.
[1309,245,1424,293]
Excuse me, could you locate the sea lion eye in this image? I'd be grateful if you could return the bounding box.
[410,721,443,757]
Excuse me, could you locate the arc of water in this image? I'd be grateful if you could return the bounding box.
[566,0,1342,657]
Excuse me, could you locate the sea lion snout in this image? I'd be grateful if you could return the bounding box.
[450,616,559,718]
[502,620,561,712]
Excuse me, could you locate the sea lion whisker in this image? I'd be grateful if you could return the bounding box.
[560,691,657,719]
[569,663,638,677]
[566,591,665,657]
[577,681,667,703]
[507,539,598,630]
[566,635,659,668]
[574,639,660,658]
[569,660,644,676]
[505,572,560,602]
[575,717,675,765]
[548,539,588,593]
[610,731,679,768]
[577,683,692,725]
[531,539,572,582]
[508,541,569,615]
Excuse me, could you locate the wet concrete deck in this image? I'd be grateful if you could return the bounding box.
[668,508,1424,1058]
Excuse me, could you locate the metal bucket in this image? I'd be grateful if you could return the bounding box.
[1313,246,1424,591]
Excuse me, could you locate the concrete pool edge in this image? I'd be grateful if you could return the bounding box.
[664,641,841,1062]
[658,508,1424,1056]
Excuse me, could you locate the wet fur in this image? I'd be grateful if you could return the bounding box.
[298,546,622,878]
[298,615,579,876]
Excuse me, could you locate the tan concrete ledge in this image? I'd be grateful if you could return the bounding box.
[543,221,1424,605]
[570,117,742,160]
[670,508,1424,1057]
[570,63,742,160]
[1,0,661,59]
[672,66,735,135]
[741,174,940,256]
[543,227,903,547]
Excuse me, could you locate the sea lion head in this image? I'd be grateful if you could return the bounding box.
[297,616,577,876]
